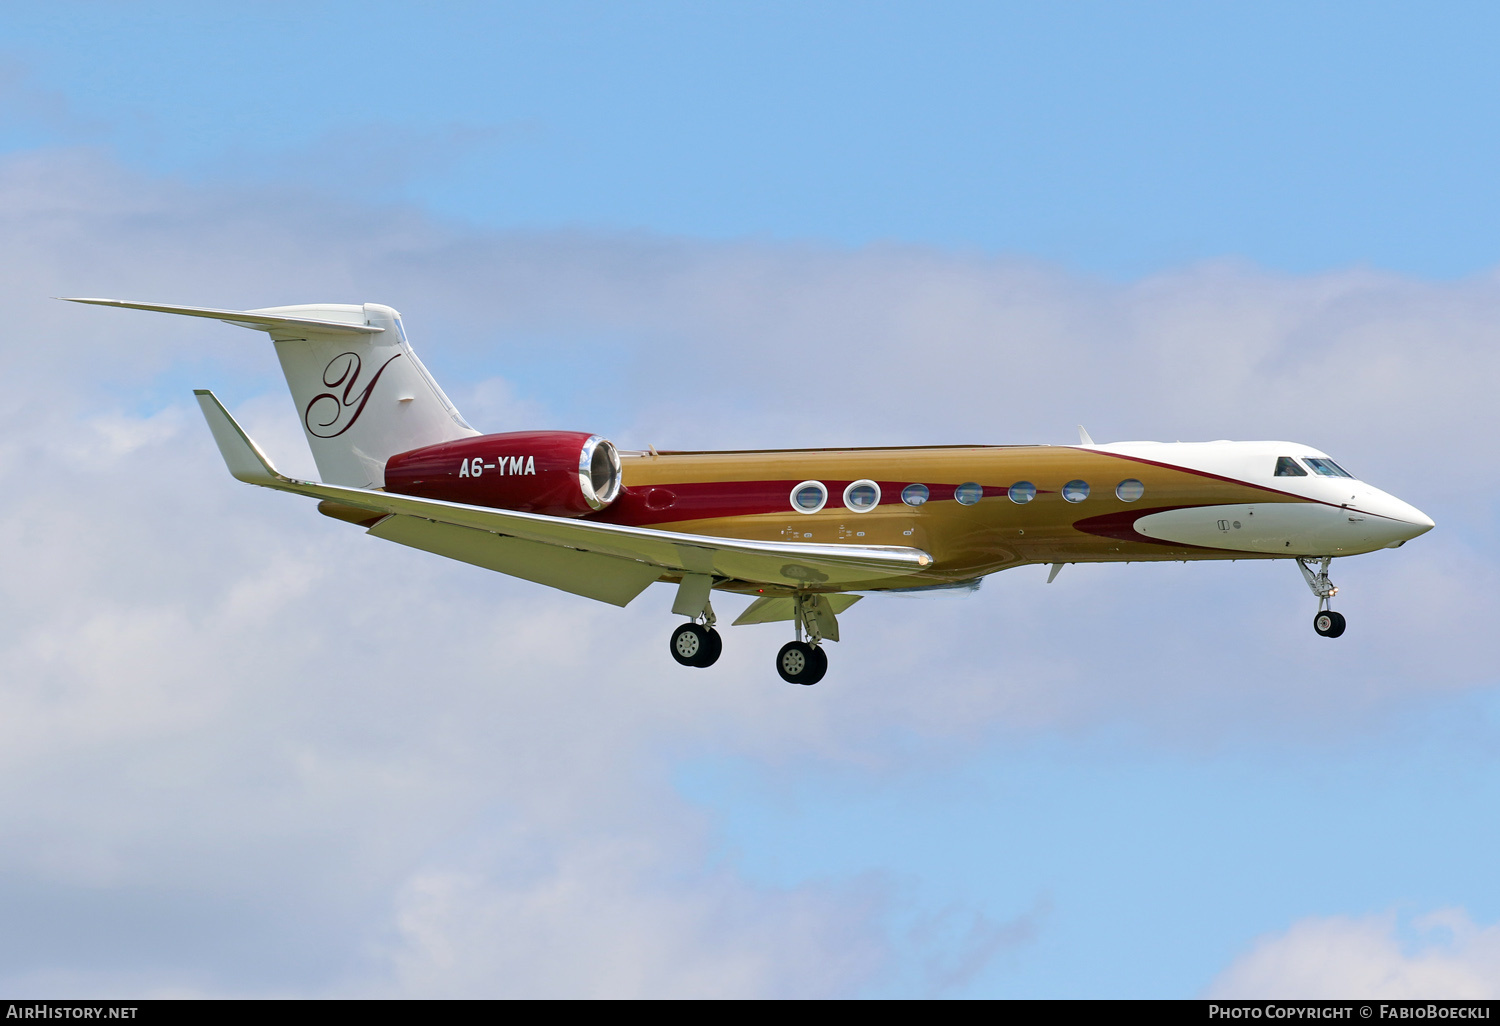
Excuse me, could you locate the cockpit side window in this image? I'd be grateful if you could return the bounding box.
[1304,457,1354,479]
[1274,456,1307,477]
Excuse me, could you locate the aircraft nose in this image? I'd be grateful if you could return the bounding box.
[1368,492,1434,544]
[1400,507,1436,538]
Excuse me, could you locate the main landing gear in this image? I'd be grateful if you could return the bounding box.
[1298,557,1346,638]
[669,577,722,668]
[670,617,722,668]
[776,593,830,685]
[776,641,827,686]
[667,590,834,684]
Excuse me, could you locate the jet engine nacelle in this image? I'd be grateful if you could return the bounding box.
[384,430,623,517]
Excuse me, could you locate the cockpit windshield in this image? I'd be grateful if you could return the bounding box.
[1304,457,1354,479]
[1274,456,1307,477]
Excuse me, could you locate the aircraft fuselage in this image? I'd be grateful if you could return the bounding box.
[593,440,1433,594]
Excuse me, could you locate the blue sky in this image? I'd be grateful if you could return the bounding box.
[681,694,1500,997]
[0,1,1497,998]
[7,2,1500,277]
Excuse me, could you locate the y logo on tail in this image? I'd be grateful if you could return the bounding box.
[303,351,404,439]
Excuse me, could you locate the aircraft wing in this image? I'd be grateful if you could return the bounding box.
[194,390,933,600]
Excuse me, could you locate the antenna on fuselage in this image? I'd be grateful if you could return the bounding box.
[1077,425,1095,445]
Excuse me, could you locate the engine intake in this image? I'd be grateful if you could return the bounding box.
[384,430,622,517]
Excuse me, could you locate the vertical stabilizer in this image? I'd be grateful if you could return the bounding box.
[261,303,478,486]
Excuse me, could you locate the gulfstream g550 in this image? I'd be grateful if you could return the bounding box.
[67,298,1434,685]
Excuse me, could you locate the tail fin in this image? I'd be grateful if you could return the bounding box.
[64,298,479,487]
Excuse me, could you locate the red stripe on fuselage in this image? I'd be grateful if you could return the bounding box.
[1077,448,1405,520]
[1077,449,1353,507]
[1070,505,1223,550]
[586,480,1014,527]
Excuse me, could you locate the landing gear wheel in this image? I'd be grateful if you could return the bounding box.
[671,623,723,667]
[671,623,708,666]
[776,641,828,685]
[1313,610,1347,638]
[696,628,722,668]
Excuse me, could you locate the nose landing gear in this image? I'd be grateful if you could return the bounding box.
[1298,557,1346,638]
[1313,609,1346,638]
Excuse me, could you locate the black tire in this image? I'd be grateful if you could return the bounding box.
[776,641,826,685]
[671,623,709,666]
[806,645,828,685]
[1313,610,1347,638]
[694,628,723,668]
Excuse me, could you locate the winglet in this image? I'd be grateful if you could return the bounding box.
[1078,425,1095,445]
[193,390,294,486]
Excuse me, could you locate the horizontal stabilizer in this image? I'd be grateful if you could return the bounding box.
[61,298,382,335]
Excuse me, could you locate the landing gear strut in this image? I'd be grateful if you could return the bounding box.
[669,599,722,667]
[1298,557,1346,638]
[776,593,830,685]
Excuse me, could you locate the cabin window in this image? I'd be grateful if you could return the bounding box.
[791,480,828,514]
[1116,478,1145,502]
[1274,456,1308,477]
[844,479,881,512]
[1062,480,1090,502]
[1304,457,1354,479]
[955,482,983,505]
[1008,481,1036,504]
[901,483,929,507]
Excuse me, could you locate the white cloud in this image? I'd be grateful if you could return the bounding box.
[1209,908,1500,999]
[0,147,1495,995]
[381,846,886,998]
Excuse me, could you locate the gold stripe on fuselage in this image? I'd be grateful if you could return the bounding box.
[618,446,1298,591]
